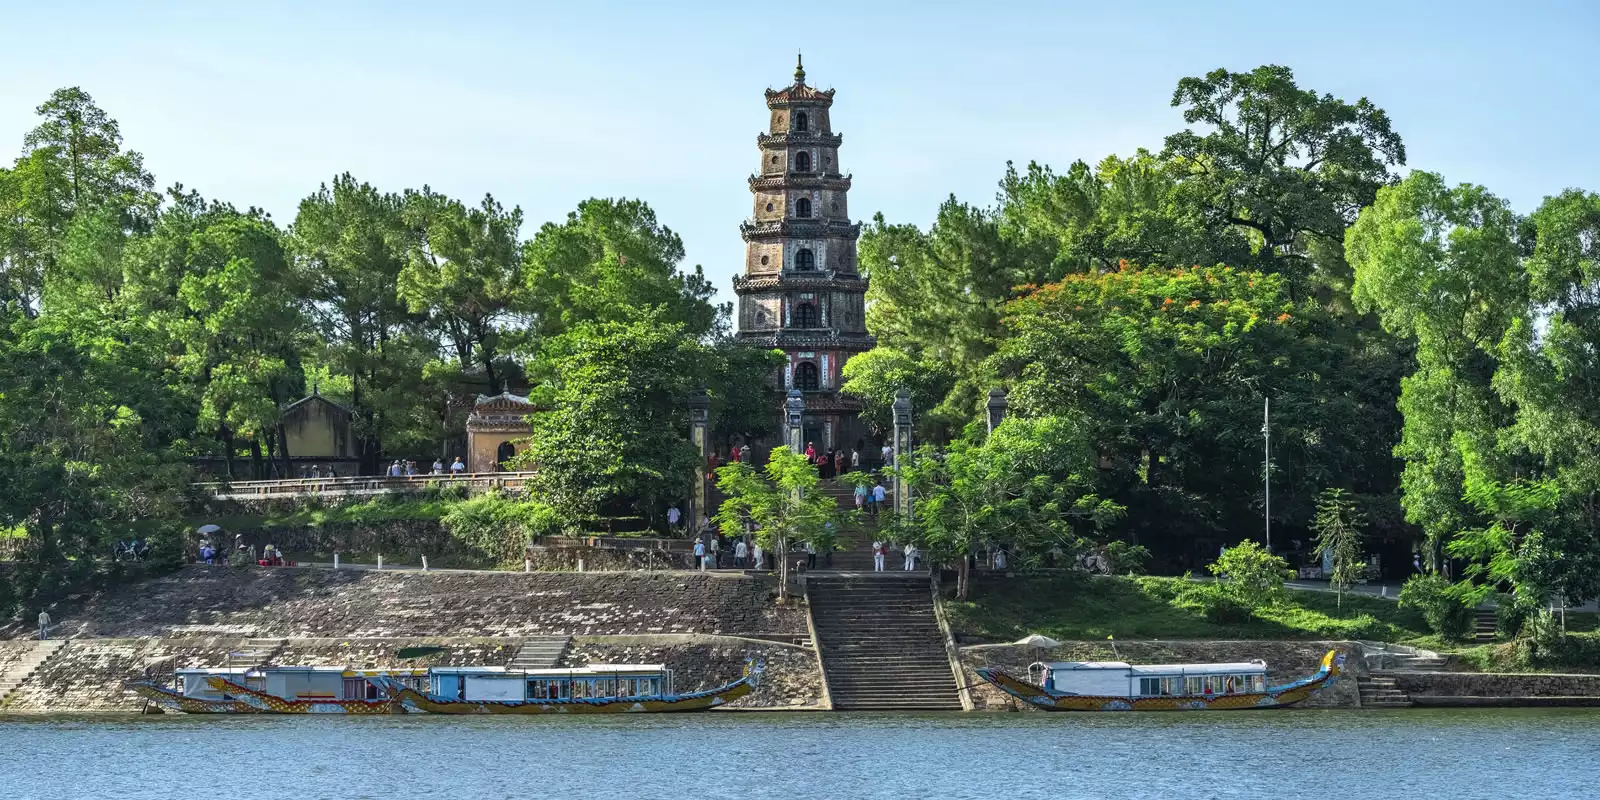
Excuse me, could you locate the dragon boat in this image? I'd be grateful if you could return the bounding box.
[975,649,1343,712]
[130,666,423,714]
[369,662,761,714]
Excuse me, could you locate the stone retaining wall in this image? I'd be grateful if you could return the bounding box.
[1390,671,1600,700]
[960,640,1361,710]
[21,568,807,640]
[0,635,820,713]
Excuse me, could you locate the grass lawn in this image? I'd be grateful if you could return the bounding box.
[943,573,1433,643]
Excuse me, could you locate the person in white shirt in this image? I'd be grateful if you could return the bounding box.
[752,543,765,570]
[994,548,1008,570]
[851,449,860,470]
[37,610,51,640]
[872,483,886,515]
[805,540,817,570]
[734,539,748,568]
[904,542,918,571]
[881,444,893,466]
[450,457,466,474]
[389,460,402,477]
[692,540,707,571]
[667,506,682,530]
[432,459,444,475]
[872,541,885,572]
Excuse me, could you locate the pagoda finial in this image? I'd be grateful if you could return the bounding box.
[794,51,805,84]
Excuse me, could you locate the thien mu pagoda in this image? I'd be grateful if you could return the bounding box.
[734,56,874,452]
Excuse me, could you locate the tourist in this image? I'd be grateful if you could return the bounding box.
[994,548,1008,571]
[903,542,919,571]
[833,450,845,477]
[819,449,834,480]
[37,609,50,640]
[804,441,817,464]
[450,457,466,474]
[730,443,742,463]
[310,464,321,478]
[871,482,886,515]
[872,540,885,572]
[854,482,867,511]
[667,505,682,531]
[389,460,402,477]
[739,443,751,464]
[734,538,748,568]
[432,458,444,474]
[805,540,817,570]
[712,533,723,568]
[881,443,893,466]
[752,542,764,570]
[692,539,707,572]
[850,448,860,470]
[1413,553,1423,574]
[405,461,417,476]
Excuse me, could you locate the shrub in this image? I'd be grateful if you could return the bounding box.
[1104,541,1151,575]
[440,492,564,564]
[1208,541,1289,609]
[1398,573,1472,640]
[1174,582,1254,624]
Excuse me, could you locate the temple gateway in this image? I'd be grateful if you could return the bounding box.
[733,57,875,452]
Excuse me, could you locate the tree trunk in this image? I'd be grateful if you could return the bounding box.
[776,533,789,602]
[249,439,265,480]
[221,427,236,480]
[957,557,971,600]
[276,422,293,477]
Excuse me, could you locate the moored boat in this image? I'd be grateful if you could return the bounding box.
[130,666,424,714]
[975,649,1343,711]
[369,662,761,714]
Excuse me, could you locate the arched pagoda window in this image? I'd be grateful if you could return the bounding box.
[794,112,809,132]
[794,302,818,328]
[795,361,819,391]
[794,151,812,172]
[794,248,815,271]
[796,198,811,218]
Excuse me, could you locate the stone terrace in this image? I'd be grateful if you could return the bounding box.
[25,567,806,640]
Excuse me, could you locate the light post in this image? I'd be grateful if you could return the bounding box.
[892,388,913,519]
[688,387,710,538]
[1262,396,1271,554]
[785,389,805,454]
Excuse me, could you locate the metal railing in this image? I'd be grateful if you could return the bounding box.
[197,471,537,498]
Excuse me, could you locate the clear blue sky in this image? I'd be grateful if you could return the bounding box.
[3,1,1596,303]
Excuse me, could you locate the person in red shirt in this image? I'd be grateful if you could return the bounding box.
[730,444,742,463]
[804,442,816,463]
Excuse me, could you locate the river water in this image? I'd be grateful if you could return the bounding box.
[2,709,1594,799]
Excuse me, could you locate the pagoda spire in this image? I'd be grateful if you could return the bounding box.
[794,51,805,84]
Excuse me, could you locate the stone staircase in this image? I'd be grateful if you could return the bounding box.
[0,640,66,705]
[1357,673,1413,708]
[807,574,962,711]
[1473,609,1498,642]
[228,638,286,669]
[508,636,571,670]
[815,479,891,572]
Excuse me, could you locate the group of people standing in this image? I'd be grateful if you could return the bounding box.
[801,442,859,480]
[387,457,466,477]
[691,534,767,572]
[870,540,920,572]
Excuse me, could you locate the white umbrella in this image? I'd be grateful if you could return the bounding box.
[1012,634,1061,649]
[196,524,222,534]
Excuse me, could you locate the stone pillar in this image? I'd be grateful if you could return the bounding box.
[785,389,805,454]
[986,387,1009,436]
[688,388,711,536]
[891,388,913,519]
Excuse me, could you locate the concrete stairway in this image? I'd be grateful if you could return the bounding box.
[0,640,66,704]
[807,574,962,711]
[508,637,571,670]
[1473,609,1498,642]
[1359,673,1414,708]
[229,638,286,669]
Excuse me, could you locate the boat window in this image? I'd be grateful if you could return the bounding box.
[1185,676,1204,695]
[1138,678,1161,696]
[1160,677,1180,696]
[571,680,590,699]
[343,677,366,700]
[1251,675,1267,692]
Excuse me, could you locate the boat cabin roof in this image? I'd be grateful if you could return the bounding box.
[174,667,253,676]
[518,665,667,677]
[1039,660,1267,675]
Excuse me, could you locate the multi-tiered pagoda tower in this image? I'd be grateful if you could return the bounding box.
[734,57,874,452]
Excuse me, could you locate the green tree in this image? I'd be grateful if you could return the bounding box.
[1348,171,1525,567]
[516,313,709,523]
[1164,65,1406,291]
[895,416,1123,598]
[839,347,955,439]
[713,447,838,601]
[291,174,428,473]
[522,198,725,340]
[1209,541,1290,610]
[399,189,526,394]
[1312,487,1366,608]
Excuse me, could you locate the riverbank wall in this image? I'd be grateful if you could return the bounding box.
[1390,671,1600,707]
[960,640,1364,709]
[6,566,807,640]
